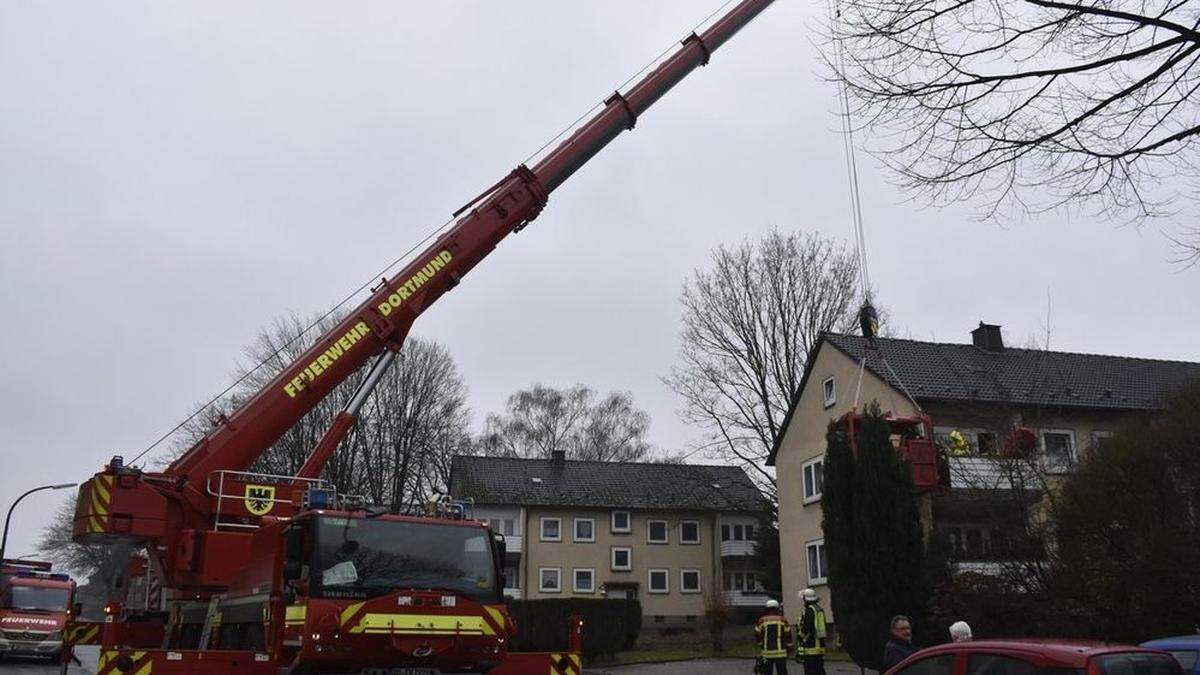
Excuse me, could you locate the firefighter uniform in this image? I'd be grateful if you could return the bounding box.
[756,602,794,675]
[797,593,827,675]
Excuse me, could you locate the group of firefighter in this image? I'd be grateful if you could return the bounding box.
[754,588,828,675]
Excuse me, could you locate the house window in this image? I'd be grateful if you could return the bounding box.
[611,547,632,571]
[1041,430,1076,472]
[540,517,562,542]
[574,518,595,543]
[803,456,824,504]
[611,510,631,534]
[647,520,668,544]
[732,524,744,541]
[680,521,700,545]
[680,569,702,594]
[487,518,516,536]
[573,568,595,594]
[648,568,669,594]
[503,565,520,589]
[823,376,836,408]
[721,524,730,541]
[806,539,828,585]
[539,567,561,593]
[1091,430,1114,454]
[976,432,998,456]
[745,524,755,540]
[725,571,759,592]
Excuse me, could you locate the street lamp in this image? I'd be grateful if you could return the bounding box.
[0,482,78,562]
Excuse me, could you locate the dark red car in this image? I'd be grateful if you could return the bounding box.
[885,640,1183,675]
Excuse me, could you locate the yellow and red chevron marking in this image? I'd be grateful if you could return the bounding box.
[549,652,582,675]
[337,601,508,636]
[482,605,507,636]
[64,622,102,646]
[97,649,152,675]
[84,475,114,534]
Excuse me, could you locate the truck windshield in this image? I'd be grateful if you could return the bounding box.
[313,516,497,603]
[7,586,70,612]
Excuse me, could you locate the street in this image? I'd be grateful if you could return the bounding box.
[0,647,98,674]
[0,652,874,675]
[588,658,873,675]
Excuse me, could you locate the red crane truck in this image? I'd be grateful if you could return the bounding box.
[70,1,777,673]
[0,559,76,663]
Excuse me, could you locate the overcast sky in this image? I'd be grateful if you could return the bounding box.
[1,1,1195,560]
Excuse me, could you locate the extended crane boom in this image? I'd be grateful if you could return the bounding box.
[75,0,774,594]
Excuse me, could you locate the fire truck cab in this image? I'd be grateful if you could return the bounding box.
[0,559,76,662]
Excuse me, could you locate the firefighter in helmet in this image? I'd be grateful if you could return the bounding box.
[756,599,794,674]
[796,588,827,675]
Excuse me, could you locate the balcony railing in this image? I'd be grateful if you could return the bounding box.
[722,590,769,607]
[500,534,523,554]
[720,540,755,557]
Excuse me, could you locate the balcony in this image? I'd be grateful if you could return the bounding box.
[722,590,769,607]
[720,539,755,557]
[500,534,523,554]
[503,588,523,600]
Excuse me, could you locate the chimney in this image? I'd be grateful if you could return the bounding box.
[550,450,565,465]
[971,322,1005,352]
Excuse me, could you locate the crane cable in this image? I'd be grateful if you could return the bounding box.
[830,0,921,414]
[127,0,743,468]
[830,0,871,303]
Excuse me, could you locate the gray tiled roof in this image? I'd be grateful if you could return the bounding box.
[449,455,769,513]
[825,333,1200,411]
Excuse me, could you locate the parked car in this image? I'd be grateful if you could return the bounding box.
[884,640,1182,675]
[1142,636,1200,675]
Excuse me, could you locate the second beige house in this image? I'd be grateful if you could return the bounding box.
[449,452,770,624]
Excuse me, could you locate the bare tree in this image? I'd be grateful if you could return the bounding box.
[828,0,1200,264]
[478,384,652,462]
[664,230,859,499]
[167,311,471,512]
[36,497,123,587]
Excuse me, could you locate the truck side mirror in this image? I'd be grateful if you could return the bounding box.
[71,603,83,619]
[283,525,305,582]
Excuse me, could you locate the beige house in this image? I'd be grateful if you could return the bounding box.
[768,323,1200,622]
[449,453,770,624]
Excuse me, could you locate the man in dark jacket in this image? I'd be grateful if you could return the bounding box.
[882,615,918,672]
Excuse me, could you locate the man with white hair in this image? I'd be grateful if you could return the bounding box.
[755,598,793,675]
[949,621,973,642]
[796,588,827,675]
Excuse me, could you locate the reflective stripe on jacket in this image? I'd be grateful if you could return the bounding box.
[797,603,827,656]
[755,612,793,659]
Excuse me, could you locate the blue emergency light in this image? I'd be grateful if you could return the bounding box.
[306,488,332,510]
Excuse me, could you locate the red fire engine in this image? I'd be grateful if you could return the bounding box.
[70,1,777,672]
[0,559,76,663]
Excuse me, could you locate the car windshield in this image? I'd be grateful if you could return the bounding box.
[1094,653,1182,675]
[7,585,70,612]
[1166,652,1197,671]
[313,516,497,604]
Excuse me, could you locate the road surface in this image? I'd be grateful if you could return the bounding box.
[0,647,99,674]
[587,658,874,675]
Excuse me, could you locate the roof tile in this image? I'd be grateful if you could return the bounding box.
[449,456,769,513]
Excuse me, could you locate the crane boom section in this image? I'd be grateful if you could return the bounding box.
[167,0,773,491]
[73,0,776,593]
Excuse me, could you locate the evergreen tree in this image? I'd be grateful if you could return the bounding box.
[752,510,782,595]
[823,403,928,670]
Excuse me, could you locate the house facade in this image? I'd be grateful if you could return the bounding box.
[768,323,1200,620]
[449,453,770,624]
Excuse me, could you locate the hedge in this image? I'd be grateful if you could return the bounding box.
[508,598,642,660]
